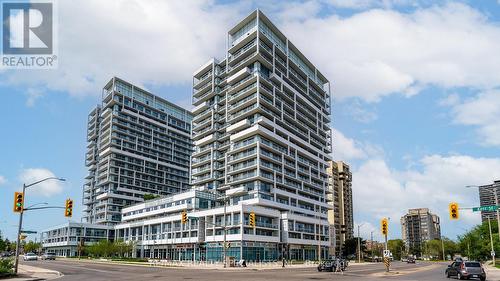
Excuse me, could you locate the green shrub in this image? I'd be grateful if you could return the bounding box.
[0,258,14,277]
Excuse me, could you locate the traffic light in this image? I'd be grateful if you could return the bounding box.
[381,218,388,236]
[449,202,459,220]
[65,199,73,217]
[13,192,24,213]
[181,210,188,224]
[249,212,256,228]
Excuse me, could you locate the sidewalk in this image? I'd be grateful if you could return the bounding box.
[483,262,500,281]
[5,264,62,281]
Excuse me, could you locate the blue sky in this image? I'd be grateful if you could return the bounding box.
[1,0,500,243]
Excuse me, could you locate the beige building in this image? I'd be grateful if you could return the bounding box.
[401,208,441,256]
[327,161,354,256]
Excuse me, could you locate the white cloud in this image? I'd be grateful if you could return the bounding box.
[342,99,378,123]
[353,155,500,238]
[327,0,379,9]
[0,176,6,185]
[0,0,247,98]
[1,2,499,105]
[280,3,500,102]
[333,128,367,160]
[332,128,383,161]
[438,93,460,107]
[447,90,500,146]
[353,221,381,241]
[18,168,64,197]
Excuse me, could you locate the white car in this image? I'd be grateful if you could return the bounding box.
[23,253,38,261]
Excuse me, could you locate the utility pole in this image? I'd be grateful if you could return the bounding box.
[441,236,445,261]
[370,231,374,261]
[489,217,495,266]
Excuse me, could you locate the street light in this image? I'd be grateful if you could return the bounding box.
[218,186,247,268]
[14,177,65,274]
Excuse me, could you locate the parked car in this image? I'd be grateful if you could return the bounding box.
[23,253,38,261]
[317,260,335,272]
[407,256,416,264]
[445,261,486,280]
[0,252,11,258]
[41,253,56,260]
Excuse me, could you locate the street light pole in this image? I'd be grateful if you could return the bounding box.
[357,224,364,263]
[14,177,65,274]
[488,217,495,266]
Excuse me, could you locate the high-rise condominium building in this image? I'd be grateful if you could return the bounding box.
[327,161,353,256]
[401,208,441,256]
[191,10,333,259]
[478,180,500,222]
[83,77,193,225]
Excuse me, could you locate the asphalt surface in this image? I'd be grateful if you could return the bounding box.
[20,259,450,281]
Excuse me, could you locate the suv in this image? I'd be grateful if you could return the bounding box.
[407,256,416,264]
[446,261,486,280]
[41,253,56,260]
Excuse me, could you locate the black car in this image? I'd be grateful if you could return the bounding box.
[407,256,416,263]
[317,260,335,272]
[446,261,486,281]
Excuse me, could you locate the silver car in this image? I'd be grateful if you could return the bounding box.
[23,252,38,261]
[41,253,56,260]
[446,261,486,280]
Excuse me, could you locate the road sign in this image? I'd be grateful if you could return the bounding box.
[383,250,391,258]
[492,251,496,257]
[20,230,37,234]
[472,205,499,212]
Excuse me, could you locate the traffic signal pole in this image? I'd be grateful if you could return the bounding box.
[12,177,65,275]
[13,184,26,274]
[384,233,389,272]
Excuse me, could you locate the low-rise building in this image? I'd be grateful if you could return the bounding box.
[115,188,329,261]
[41,222,113,257]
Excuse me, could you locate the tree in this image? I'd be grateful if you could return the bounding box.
[387,239,405,260]
[143,194,160,201]
[423,239,442,259]
[23,241,41,254]
[458,220,500,261]
[343,237,366,258]
[85,240,135,258]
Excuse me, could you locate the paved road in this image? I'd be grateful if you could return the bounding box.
[21,260,449,281]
